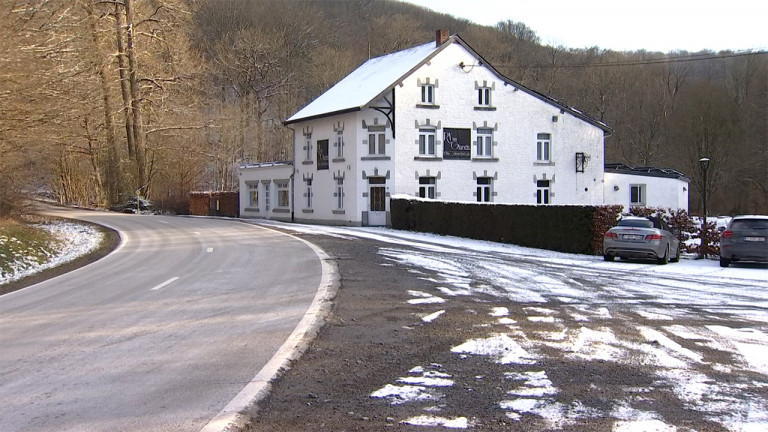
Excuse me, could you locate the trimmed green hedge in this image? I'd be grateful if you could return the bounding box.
[391,198,620,255]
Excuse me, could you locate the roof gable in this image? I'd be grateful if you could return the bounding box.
[285,35,611,134]
[285,41,440,124]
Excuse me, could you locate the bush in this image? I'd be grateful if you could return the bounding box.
[590,205,623,254]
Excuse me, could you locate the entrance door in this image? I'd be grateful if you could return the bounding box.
[368,177,387,226]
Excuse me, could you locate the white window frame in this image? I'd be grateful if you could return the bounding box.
[305,138,312,161]
[476,177,492,202]
[335,177,344,209]
[264,183,271,212]
[476,128,493,158]
[418,128,436,156]
[630,184,646,206]
[478,87,492,107]
[419,177,436,199]
[336,133,344,158]
[248,184,258,207]
[537,133,551,162]
[276,182,289,208]
[367,126,386,155]
[536,179,551,205]
[421,84,435,105]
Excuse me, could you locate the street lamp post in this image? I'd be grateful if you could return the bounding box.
[699,157,710,259]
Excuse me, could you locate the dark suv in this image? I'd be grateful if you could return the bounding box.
[719,216,768,267]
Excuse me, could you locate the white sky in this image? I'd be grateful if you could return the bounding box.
[401,0,767,53]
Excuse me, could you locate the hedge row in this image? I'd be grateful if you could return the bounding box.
[390,198,619,255]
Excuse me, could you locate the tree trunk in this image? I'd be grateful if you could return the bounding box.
[123,0,147,193]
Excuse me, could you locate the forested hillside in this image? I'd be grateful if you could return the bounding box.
[1,0,765,215]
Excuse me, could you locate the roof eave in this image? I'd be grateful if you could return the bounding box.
[283,107,362,126]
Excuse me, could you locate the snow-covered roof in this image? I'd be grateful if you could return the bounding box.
[605,163,689,181]
[285,42,440,124]
[239,161,293,169]
[284,34,612,134]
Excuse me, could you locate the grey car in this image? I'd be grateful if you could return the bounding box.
[719,215,768,267]
[603,216,680,264]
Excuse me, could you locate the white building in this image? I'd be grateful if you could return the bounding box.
[603,164,690,212]
[239,31,686,226]
[239,162,293,221]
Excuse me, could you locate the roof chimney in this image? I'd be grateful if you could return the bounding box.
[436,29,449,47]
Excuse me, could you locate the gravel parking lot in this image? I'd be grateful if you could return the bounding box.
[245,223,768,431]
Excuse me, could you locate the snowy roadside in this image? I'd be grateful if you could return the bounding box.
[0,220,103,286]
[254,219,768,431]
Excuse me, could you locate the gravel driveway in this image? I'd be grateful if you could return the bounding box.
[244,226,768,432]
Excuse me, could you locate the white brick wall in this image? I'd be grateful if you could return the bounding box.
[604,172,689,212]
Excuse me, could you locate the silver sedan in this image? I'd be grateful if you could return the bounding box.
[603,216,681,264]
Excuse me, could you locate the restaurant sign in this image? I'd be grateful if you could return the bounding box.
[443,128,471,160]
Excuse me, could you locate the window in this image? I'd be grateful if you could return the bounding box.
[477,177,492,202]
[317,139,329,170]
[478,87,491,106]
[248,184,258,207]
[277,182,289,208]
[537,133,551,162]
[419,177,436,199]
[335,177,344,209]
[630,184,646,206]
[476,128,493,158]
[264,184,271,212]
[367,125,386,155]
[418,128,436,156]
[336,133,344,158]
[306,178,312,208]
[305,139,312,161]
[369,177,386,212]
[421,84,435,104]
[537,180,550,204]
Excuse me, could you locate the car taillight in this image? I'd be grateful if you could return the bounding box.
[645,234,663,240]
[604,232,618,239]
[721,230,734,239]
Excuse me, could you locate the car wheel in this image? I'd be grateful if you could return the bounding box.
[603,254,614,262]
[657,246,669,265]
[720,257,730,268]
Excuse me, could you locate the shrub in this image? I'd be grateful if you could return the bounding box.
[590,205,623,254]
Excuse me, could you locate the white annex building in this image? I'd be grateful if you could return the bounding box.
[239,31,687,226]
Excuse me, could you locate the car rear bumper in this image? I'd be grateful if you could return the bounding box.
[720,244,768,263]
[603,246,662,260]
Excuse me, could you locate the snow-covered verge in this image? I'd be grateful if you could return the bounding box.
[256,219,768,431]
[0,220,103,286]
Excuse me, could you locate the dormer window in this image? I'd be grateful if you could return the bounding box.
[416,78,439,109]
[421,84,434,104]
[474,81,496,110]
[478,87,491,106]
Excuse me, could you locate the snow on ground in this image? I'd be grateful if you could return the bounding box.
[257,220,768,431]
[0,220,103,286]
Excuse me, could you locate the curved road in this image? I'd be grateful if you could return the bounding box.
[0,208,324,431]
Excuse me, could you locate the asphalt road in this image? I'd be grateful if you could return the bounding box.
[0,209,323,432]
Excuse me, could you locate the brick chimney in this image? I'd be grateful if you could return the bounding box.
[435,29,449,47]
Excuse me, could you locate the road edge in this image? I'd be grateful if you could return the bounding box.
[199,222,340,432]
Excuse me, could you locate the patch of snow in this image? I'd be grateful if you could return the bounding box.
[451,334,539,365]
[370,384,437,405]
[489,307,509,317]
[401,415,469,429]
[639,327,704,363]
[612,420,677,432]
[422,310,445,323]
[0,220,103,286]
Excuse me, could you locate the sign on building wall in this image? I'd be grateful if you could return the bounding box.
[317,139,329,170]
[443,128,471,160]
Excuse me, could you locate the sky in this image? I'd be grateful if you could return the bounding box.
[401,0,767,53]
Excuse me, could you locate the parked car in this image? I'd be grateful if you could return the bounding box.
[603,216,681,264]
[719,215,768,267]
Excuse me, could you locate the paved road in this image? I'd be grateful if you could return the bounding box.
[0,209,323,432]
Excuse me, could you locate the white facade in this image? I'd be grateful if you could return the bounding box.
[266,34,611,226]
[239,162,293,221]
[604,170,689,212]
[237,33,687,226]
